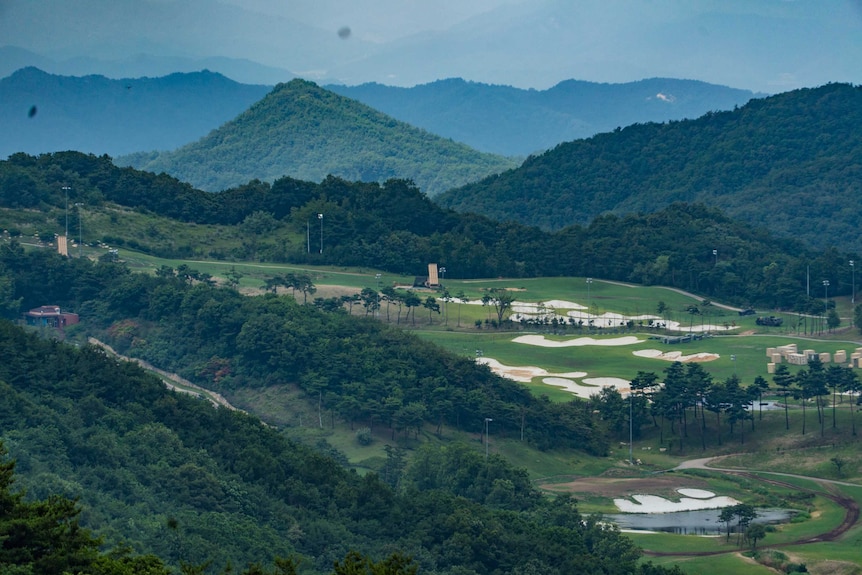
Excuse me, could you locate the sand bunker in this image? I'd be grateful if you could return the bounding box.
[614,491,740,513]
[677,489,717,499]
[583,377,630,392]
[469,296,739,334]
[632,349,720,363]
[476,357,586,383]
[476,358,629,399]
[477,357,633,398]
[513,335,644,347]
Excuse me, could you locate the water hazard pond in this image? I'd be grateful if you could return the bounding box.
[606,508,797,535]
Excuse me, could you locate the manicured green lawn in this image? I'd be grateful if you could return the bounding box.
[646,553,775,575]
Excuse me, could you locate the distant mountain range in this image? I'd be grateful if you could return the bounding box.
[0,67,270,158]
[3,67,764,167]
[118,79,517,195]
[328,78,761,156]
[436,83,862,254]
[0,45,297,87]
[3,1,859,93]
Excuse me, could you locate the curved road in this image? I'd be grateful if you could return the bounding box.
[640,456,861,557]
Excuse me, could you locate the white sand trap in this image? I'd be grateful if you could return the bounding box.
[542,377,593,398]
[512,300,586,314]
[614,494,740,514]
[540,300,586,310]
[677,489,717,499]
[633,349,664,358]
[633,349,720,363]
[513,335,644,348]
[476,357,586,383]
[583,377,631,395]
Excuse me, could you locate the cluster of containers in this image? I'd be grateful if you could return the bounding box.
[766,343,862,373]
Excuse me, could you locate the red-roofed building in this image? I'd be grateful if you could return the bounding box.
[24,305,79,330]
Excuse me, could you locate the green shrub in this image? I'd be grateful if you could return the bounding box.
[356,427,373,446]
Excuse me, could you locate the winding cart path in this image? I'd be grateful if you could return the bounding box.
[640,457,860,557]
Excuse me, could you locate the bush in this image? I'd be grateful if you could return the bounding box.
[356,427,373,446]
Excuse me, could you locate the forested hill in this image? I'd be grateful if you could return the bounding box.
[118,79,517,195]
[435,83,862,253]
[1,151,855,310]
[327,77,760,157]
[0,67,271,158]
[0,247,689,574]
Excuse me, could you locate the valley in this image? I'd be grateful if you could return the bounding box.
[1,69,861,575]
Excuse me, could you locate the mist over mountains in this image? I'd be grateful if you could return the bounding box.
[437,83,862,253]
[0,67,270,158]
[2,0,859,93]
[328,78,761,156]
[3,66,761,162]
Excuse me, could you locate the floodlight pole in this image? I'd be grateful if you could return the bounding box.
[62,186,71,239]
[851,261,856,329]
[318,213,323,254]
[74,203,84,258]
[586,278,593,327]
[629,391,633,465]
[484,417,493,458]
[823,280,830,334]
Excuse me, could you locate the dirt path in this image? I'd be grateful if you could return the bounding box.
[640,457,861,557]
[88,338,240,412]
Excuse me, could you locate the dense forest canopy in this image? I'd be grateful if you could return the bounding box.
[0,250,683,574]
[436,83,862,253]
[117,79,517,195]
[0,151,856,312]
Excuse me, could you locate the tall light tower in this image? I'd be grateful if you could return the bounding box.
[484,417,493,458]
[713,249,718,266]
[628,390,633,465]
[586,278,593,327]
[318,213,323,255]
[62,185,71,239]
[851,261,856,329]
[823,279,830,334]
[74,202,84,258]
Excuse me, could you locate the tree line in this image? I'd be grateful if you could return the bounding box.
[0,242,609,456]
[1,152,860,318]
[591,358,860,453]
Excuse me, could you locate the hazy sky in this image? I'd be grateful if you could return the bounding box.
[1,0,860,92]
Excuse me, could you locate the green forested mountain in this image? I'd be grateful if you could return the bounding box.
[436,83,862,253]
[0,247,685,574]
[118,79,517,195]
[0,151,857,310]
[0,67,271,159]
[327,77,760,157]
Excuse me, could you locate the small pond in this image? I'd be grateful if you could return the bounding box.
[606,508,797,536]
